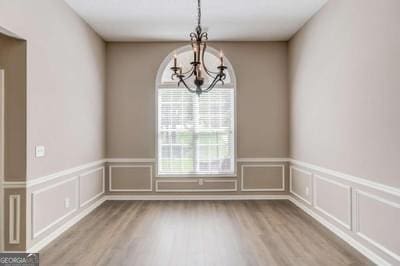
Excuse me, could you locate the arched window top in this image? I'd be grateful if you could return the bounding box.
[156,45,236,89]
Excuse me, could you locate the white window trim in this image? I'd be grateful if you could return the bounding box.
[155,45,237,178]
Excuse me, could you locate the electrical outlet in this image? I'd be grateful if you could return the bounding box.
[64,198,70,209]
[198,178,204,185]
[35,145,45,157]
[305,187,309,196]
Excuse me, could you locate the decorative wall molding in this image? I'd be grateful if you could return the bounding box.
[289,166,312,205]
[291,159,400,197]
[3,159,107,188]
[313,174,352,230]
[31,176,79,239]
[79,167,105,208]
[109,165,153,192]
[354,189,400,263]
[2,182,26,189]
[155,179,237,192]
[289,196,390,266]
[2,156,399,265]
[2,158,399,197]
[290,160,400,265]
[28,196,106,253]
[240,164,285,192]
[8,195,20,244]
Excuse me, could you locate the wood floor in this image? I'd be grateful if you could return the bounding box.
[40,200,372,266]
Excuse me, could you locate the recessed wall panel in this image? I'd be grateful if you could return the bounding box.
[241,165,284,191]
[109,165,152,191]
[314,175,351,229]
[32,177,78,238]
[356,190,400,261]
[290,166,312,204]
[156,179,237,192]
[79,167,104,207]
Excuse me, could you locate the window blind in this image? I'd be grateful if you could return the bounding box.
[158,87,235,175]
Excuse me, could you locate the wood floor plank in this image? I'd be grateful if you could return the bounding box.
[40,200,373,266]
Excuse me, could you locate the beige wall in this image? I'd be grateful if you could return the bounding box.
[0,0,106,252]
[0,0,106,180]
[289,1,400,264]
[0,34,26,181]
[106,42,289,159]
[289,0,400,187]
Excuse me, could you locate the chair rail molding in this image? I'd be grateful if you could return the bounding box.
[290,159,400,197]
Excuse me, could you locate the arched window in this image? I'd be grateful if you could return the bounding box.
[156,45,236,176]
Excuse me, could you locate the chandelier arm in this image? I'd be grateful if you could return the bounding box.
[182,66,195,76]
[178,77,197,93]
[201,42,221,77]
[182,69,196,81]
[204,75,223,92]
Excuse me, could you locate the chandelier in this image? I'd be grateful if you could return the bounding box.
[170,0,227,96]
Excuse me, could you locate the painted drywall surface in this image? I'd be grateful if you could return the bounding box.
[289,0,400,187]
[106,42,289,158]
[0,34,26,181]
[0,0,106,180]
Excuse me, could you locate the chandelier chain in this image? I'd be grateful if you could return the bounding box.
[197,0,201,29]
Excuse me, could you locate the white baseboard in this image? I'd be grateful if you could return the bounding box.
[288,196,390,266]
[27,196,106,253]
[105,194,289,201]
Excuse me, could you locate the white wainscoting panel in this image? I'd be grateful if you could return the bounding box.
[31,176,79,239]
[313,175,351,230]
[354,190,400,263]
[79,167,105,208]
[290,166,312,205]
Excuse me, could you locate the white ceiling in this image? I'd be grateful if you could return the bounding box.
[64,0,327,41]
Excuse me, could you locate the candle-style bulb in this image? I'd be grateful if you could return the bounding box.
[173,52,177,67]
[219,50,224,66]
